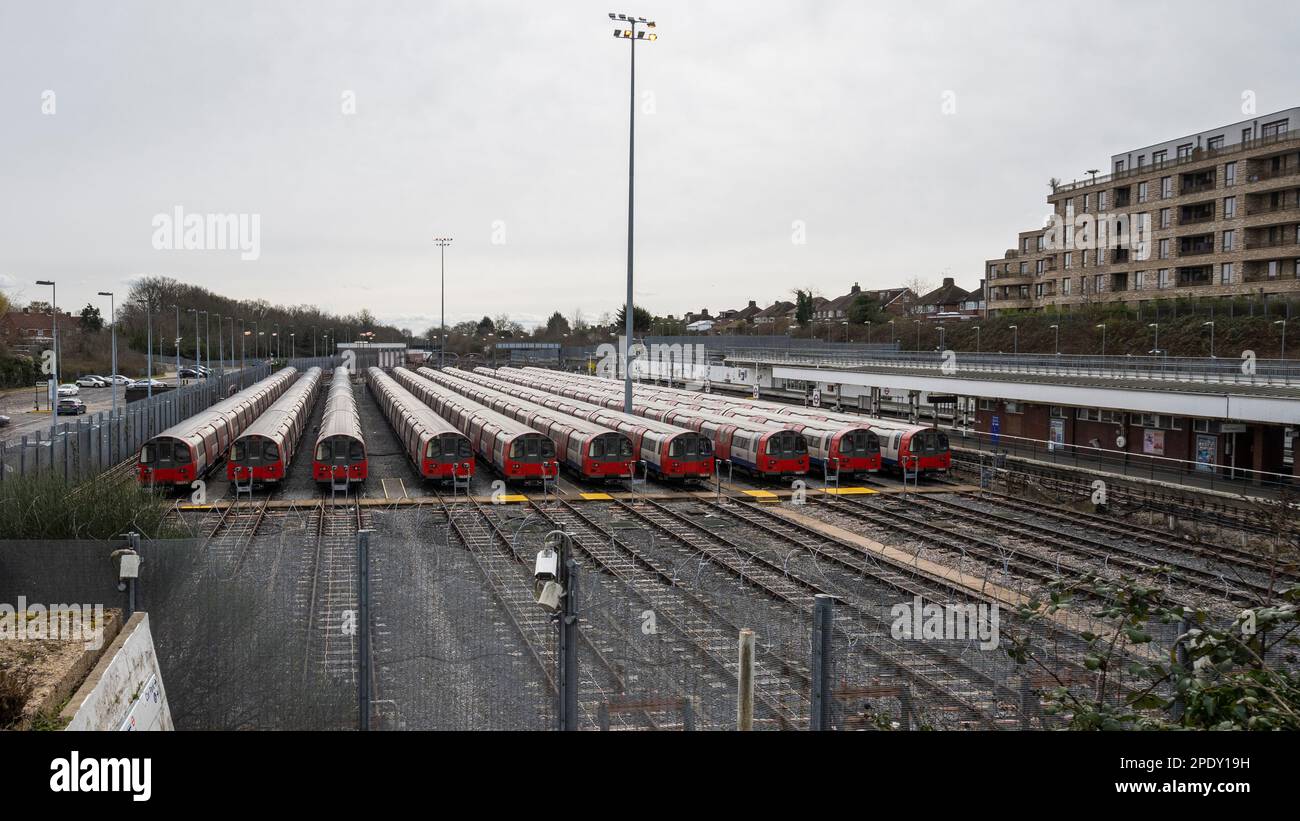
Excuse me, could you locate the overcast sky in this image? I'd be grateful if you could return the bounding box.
[2,0,1298,332]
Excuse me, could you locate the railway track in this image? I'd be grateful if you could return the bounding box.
[607,496,1014,729]
[533,499,809,729]
[302,501,364,686]
[876,493,1278,609]
[435,493,663,730]
[955,488,1300,582]
[205,493,273,579]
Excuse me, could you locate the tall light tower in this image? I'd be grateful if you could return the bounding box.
[609,12,657,413]
[435,237,453,369]
[35,280,57,388]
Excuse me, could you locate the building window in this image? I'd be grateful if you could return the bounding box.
[1099,191,1108,210]
[1177,143,1194,159]
[1064,197,1074,214]
[1082,194,1091,211]
[1153,150,1167,164]
[1093,274,1104,292]
[1134,413,1181,430]
[1268,260,1280,279]
[1224,196,1236,218]
[1019,262,1028,275]
[1023,237,1031,252]
[1157,268,1169,289]
[1161,176,1172,198]
[1208,136,1224,150]
[1160,208,1171,228]
[1036,259,1045,274]
[1036,235,1044,252]
[1082,250,1090,267]
[1225,161,1236,186]
[978,399,994,411]
[1096,248,1105,266]
[1222,229,1234,251]
[1243,127,1253,143]
[1050,406,1067,418]
[1262,119,1290,138]
[1004,401,1022,415]
[1134,270,1145,290]
[1064,252,1072,268]
[1193,419,1220,433]
[1220,262,1233,284]
[1158,238,1170,259]
[1138,181,1148,202]
[1114,160,1125,174]
[1062,277,1072,295]
[1138,154,1146,167]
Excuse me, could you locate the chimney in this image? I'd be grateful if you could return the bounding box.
[942,277,955,287]
[850,282,860,294]
[748,300,757,308]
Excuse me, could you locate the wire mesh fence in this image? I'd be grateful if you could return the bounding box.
[1,492,1291,731]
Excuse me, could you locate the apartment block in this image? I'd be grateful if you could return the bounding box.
[986,108,1300,313]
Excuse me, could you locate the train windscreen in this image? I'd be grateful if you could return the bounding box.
[911,430,949,455]
[765,433,807,455]
[668,435,711,458]
[509,435,556,462]
[841,430,876,456]
[427,435,473,460]
[590,434,634,460]
[141,439,189,465]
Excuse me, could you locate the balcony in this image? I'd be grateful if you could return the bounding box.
[1244,231,1300,250]
[1175,266,1214,287]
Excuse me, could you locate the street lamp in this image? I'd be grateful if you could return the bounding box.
[1049,324,1059,355]
[172,304,182,383]
[1276,319,1288,360]
[136,298,154,400]
[888,319,896,348]
[97,291,117,423]
[215,313,223,373]
[865,320,872,347]
[1148,322,1160,356]
[202,311,210,372]
[608,11,658,414]
[973,325,981,353]
[435,236,453,368]
[188,308,200,376]
[1096,323,1106,357]
[841,321,848,344]
[1009,324,1018,354]
[1202,320,1215,358]
[35,280,57,387]
[914,320,922,351]
[938,324,946,351]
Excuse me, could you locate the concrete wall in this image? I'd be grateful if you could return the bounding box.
[61,612,172,731]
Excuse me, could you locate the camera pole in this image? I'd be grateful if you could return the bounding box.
[557,533,580,731]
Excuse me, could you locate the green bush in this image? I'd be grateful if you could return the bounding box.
[0,472,184,540]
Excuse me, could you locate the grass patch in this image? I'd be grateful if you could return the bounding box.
[0,472,186,540]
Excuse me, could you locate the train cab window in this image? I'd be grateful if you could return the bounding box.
[231,441,246,462]
[590,439,605,458]
[349,442,364,461]
[141,444,155,464]
[426,439,441,459]
[540,439,555,459]
[699,438,713,456]
[459,439,472,458]
[173,443,190,463]
[264,442,279,461]
[316,442,331,461]
[620,439,633,457]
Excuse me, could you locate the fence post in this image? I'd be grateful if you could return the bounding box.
[810,594,833,731]
[737,629,755,731]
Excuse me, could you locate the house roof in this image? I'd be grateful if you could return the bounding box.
[755,300,794,319]
[918,277,972,306]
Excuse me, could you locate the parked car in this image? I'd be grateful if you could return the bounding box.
[76,375,107,387]
[0,414,11,428]
[129,378,166,389]
[109,374,132,385]
[57,383,79,397]
[177,368,200,378]
[56,398,87,415]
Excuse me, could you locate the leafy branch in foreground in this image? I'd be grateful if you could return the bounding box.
[1005,572,1300,730]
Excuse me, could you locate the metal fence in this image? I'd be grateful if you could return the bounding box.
[0,358,339,486]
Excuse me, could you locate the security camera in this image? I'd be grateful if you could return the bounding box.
[534,547,558,583]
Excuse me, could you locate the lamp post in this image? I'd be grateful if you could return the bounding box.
[203,311,210,372]
[98,291,117,424]
[1096,323,1106,358]
[137,298,154,400]
[865,320,872,347]
[435,237,453,368]
[290,331,296,361]
[1149,322,1160,357]
[228,316,235,370]
[1009,324,1018,354]
[1275,319,1287,360]
[311,325,317,360]
[35,280,57,388]
[973,325,981,354]
[240,320,246,371]
[1202,320,1215,358]
[188,308,200,376]
[172,304,181,382]
[216,313,223,373]
[608,11,658,414]
[841,321,848,344]
[888,319,896,349]
[938,324,946,352]
[914,320,921,351]
[1049,323,1059,355]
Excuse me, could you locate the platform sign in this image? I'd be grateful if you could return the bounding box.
[1048,418,1065,452]
[811,389,821,408]
[990,415,1000,445]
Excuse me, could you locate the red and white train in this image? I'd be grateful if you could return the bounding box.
[367,367,475,482]
[137,367,300,487]
[525,367,950,475]
[392,368,559,483]
[486,367,810,478]
[313,367,368,486]
[443,367,714,481]
[415,367,636,481]
[226,367,323,484]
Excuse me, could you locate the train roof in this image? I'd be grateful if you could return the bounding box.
[318,368,365,442]
[394,368,550,440]
[419,368,633,440]
[495,367,803,436]
[149,367,299,441]
[466,368,701,438]
[235,367,322,440]
[367,367,464,437]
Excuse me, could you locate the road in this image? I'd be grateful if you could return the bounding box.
[0,372,181,445]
